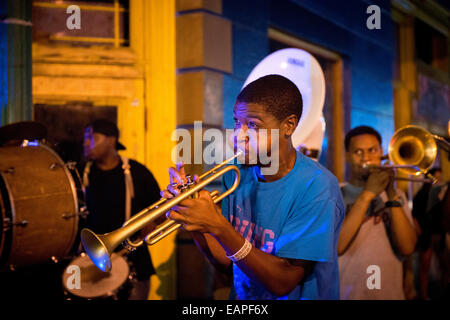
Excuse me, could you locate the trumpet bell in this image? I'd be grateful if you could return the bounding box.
[389,125,437,175]
[81,229,112,272]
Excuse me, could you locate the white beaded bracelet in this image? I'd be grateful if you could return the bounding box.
[226,239,252,263]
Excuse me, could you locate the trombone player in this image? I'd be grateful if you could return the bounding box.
[337,125,417,300]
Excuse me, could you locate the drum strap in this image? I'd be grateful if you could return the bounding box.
[82,156,135,222]
[120,156,134,222]
[82,162,91,193]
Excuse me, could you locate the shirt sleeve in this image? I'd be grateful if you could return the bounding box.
[275,173,344,262]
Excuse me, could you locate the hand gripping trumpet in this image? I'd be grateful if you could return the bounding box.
[81,154,241,272]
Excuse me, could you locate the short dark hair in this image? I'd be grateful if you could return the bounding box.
[236,74,303,122]
[344,126,382,151]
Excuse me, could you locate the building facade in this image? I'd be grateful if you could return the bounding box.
[1,0,448,299]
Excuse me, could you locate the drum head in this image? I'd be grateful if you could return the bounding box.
[62,253,130,299]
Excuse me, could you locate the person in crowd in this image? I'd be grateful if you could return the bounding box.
[338,125,417,300]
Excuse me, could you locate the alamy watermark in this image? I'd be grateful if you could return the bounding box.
[366,5,381,30]
[171,121,280,175]
[366,265,381,290]
[66,5,81,30]
[65,264,81,290]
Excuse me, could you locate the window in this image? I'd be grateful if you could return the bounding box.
[415,18,448,73]
[32,0,129,47]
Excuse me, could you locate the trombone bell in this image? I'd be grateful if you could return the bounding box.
[388,125,437,175]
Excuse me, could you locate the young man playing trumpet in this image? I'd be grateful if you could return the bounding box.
[162,75,344,300]
[338,126,417,299]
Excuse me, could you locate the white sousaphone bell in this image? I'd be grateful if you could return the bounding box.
[241,48,326,161]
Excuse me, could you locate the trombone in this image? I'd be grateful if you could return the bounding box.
[81,154,241,272]
[362,125,449,183]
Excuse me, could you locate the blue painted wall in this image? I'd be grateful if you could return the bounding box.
[222,0,395,153]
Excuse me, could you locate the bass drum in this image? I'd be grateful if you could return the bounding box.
[0,143,79,269]
[62,253,132,300]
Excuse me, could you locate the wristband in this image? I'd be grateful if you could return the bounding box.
[226,239,252,263]
[385,200,402,208]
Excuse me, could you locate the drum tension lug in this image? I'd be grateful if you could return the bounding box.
[65,161,77,170]
[62,207,89,220]
[49,162,62,170]
[79,206,89,218]
[62,213,76,220]
[3,167,15,174]
[3,218,28,230]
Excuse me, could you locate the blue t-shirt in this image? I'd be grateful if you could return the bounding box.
[221,152,344,300]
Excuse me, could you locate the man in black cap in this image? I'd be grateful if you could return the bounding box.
[82,119,161,299]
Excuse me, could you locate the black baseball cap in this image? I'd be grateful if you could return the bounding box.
[87,119,126,150]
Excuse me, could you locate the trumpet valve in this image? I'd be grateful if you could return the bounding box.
[171,175,196,192]
[121,240,137,252]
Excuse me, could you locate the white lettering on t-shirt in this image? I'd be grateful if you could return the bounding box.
[261,229,275,253]
[230,212,275,253]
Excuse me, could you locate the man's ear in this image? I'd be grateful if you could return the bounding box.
[282,115,298,137]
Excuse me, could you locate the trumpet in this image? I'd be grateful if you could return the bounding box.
[362,125,449,183]
[81,154,241,272]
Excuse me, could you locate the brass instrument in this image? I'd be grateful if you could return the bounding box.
[363,125,450,183]
[80,154,241,272]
